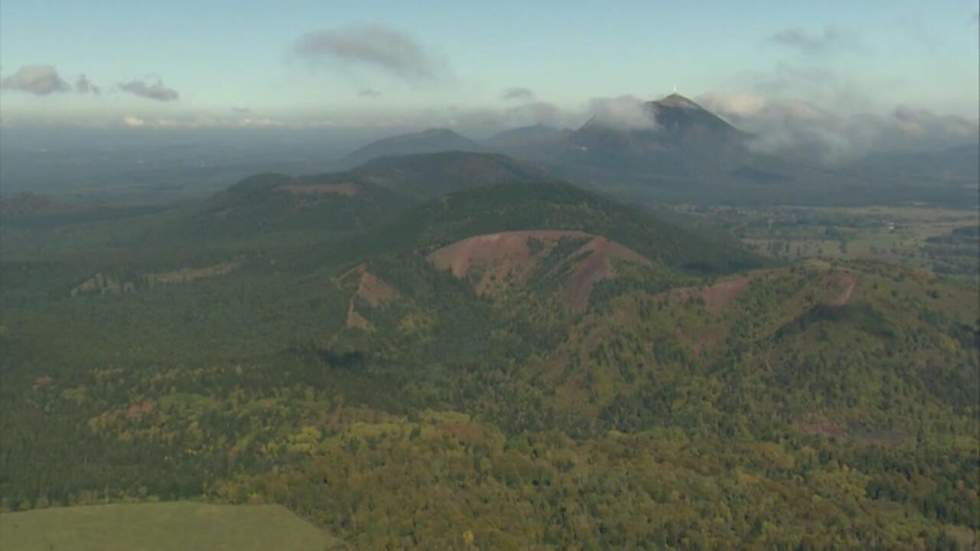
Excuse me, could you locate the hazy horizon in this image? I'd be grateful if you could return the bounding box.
[2,0,978,132]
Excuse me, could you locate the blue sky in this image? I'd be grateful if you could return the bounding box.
[1,0,978,127]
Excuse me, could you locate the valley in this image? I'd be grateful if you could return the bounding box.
[673,204,980,281]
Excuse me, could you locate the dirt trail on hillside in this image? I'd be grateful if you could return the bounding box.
[828,273,858,306]
[342,265,398,330]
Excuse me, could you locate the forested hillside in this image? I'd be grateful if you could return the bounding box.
[1,157,977,550]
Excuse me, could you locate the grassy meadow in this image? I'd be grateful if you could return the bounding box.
[0,502,344,551]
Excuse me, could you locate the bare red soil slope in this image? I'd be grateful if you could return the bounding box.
[428,230,649,310]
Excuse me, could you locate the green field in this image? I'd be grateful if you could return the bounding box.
[0,502,344,551]
[674,204,980,280]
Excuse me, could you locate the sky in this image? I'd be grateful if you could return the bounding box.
[1,0,978,129]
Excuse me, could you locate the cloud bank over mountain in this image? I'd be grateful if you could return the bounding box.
[701,93,978,163]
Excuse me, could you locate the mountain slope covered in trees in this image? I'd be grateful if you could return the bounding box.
[1,153,977,549]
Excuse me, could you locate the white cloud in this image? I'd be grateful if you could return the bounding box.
[586,95,658,130]
[1,65,71,95]
[293,24,446,82]
[119,78,179,101]
[700,93,979,163]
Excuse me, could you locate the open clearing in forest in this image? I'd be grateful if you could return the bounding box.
[0,501,344,551]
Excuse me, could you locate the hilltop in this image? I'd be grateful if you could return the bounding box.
[571,93,747,155]
[351,151,548,199]
[330,179,764,276]
[195,151,549,237]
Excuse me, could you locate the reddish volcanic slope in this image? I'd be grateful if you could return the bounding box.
[428,230,650,310]
[340,264,399,330]
[663,276,752,314]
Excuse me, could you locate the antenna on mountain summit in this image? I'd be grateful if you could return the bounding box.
[672,84,677,93]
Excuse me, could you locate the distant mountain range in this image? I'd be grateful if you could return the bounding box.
[483,124,571,161]
[340,94,979,207]
[569,93,747,158]
[342,128,485,168]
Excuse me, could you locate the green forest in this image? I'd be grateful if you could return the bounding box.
[1,153,978,550]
